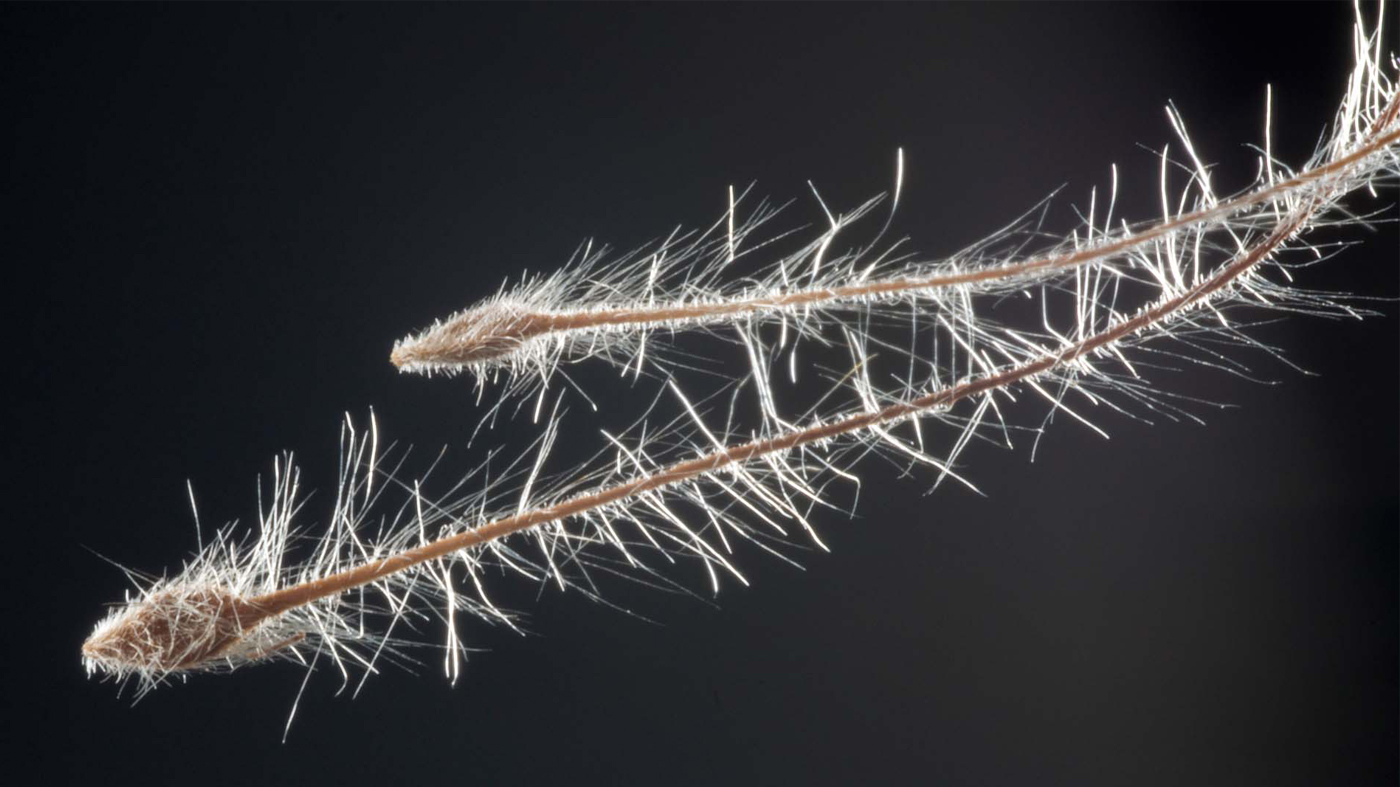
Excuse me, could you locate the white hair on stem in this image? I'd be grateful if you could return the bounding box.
[84,4,1397,726]
[389,4,1396,432]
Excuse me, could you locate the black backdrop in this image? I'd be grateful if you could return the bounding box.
[9,4,1396,785]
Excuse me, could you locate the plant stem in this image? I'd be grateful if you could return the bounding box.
[249,93,1399,627]
[393,125,1400,370]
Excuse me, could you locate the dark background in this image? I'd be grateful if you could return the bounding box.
[7,3,1396,785]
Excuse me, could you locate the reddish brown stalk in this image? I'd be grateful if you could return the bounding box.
[252,176,1351,630]
[390,126,1400,371]
[256,91,1396,631]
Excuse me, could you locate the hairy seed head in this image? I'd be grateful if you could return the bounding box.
[391,301,552,373]
[82,586,255,678]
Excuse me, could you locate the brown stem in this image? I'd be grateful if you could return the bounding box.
[253,187,1324,626]
[396,124,1400,369]
[269,96,1396,628]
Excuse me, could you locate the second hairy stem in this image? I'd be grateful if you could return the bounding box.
[269,93,1397,630]
[393,126,1399,370]
[250,195,1320,628]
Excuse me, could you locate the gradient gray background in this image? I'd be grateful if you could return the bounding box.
[8,4,1396,785]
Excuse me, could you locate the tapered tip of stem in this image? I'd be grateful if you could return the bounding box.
[82,586,254,679]
[391,303,543,374]
[390,333,455,372]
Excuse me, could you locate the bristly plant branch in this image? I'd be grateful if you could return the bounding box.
[390,125,1395,386]
[81,4,1399,720]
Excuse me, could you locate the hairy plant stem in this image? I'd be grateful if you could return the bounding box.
[392,124,1400,371]
[248,94,1398,628]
